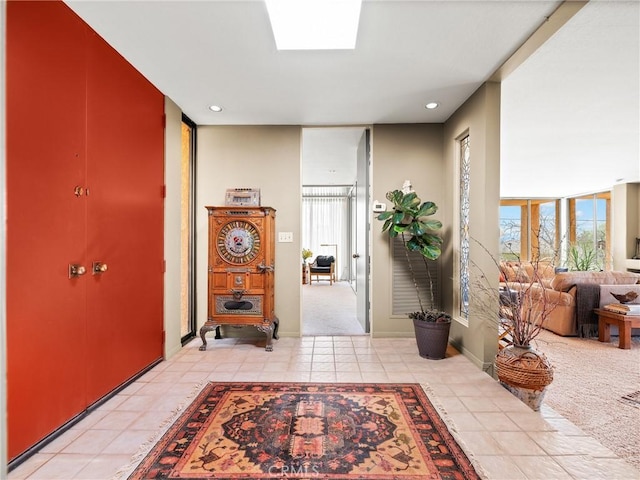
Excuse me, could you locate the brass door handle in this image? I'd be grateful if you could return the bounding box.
[92,262,108,274]
[69,264,86,278]
[257,262,274,273]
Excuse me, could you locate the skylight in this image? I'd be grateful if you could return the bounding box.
[265,0,362,50]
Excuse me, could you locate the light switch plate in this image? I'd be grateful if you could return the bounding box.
[278,232,293,242]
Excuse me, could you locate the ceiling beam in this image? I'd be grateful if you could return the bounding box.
[489,0,588,82]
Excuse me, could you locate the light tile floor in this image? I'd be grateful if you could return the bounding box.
[7,336,640,480]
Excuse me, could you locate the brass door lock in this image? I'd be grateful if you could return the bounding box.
[92,262,108,274]
[68,264,86,279]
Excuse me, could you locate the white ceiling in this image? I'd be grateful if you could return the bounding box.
[302,127,364,186]
[501,0,639,198]
[64,0,639,197]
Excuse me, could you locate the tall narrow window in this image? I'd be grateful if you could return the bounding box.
[499,205,522,260]
[301,186,350,282]
[181,115,197,342]
[568,192,610,271]
[459,136,470,320]
[537,200,558,262]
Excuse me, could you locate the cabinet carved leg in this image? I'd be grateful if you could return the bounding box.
[214,325,222,339]
[256,323,274,352]
[199,324,219,351]
[256,318,279,352]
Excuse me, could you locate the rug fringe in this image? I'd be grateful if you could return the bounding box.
[619,390,640,409]
[419,382,491,480]
[110,380,208,480]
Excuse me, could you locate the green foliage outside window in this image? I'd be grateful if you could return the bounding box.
[568,243,599,271]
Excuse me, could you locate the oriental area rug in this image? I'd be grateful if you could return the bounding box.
[127,382,480,480]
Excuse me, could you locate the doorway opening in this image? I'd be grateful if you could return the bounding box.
[301,127,370,336]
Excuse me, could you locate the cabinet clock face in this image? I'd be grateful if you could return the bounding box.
[217,220,261,264]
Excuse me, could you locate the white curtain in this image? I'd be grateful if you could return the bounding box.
[302,187,350,281]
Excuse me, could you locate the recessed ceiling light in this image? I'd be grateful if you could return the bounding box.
[209,105,223,112]
[425,102,439,110]
[266,0,362,50]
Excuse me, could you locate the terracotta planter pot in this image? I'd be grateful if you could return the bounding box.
[413,318,451,360]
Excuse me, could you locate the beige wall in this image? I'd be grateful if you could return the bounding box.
[191,114,501,369]
[164,98,184,357]
[370,124,445,337]
[196,126,302,338]
[443,82,501,373]
[194,123,456,341]
[612,182,640,270]
[180,111,500,370]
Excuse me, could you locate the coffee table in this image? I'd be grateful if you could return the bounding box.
[594,308,640,349]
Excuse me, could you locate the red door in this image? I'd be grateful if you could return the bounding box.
[6,0,89,459]
[6,0,165,460]
[84,31,165,402]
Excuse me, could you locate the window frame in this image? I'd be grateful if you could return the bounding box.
[499,199,561,262]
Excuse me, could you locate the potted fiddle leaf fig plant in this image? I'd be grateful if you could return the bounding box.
[377,188,452,359]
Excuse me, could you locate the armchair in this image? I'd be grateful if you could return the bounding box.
[309,255,336,285]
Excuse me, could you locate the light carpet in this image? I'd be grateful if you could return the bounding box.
[534,329,640,470]
[302,281,365,336]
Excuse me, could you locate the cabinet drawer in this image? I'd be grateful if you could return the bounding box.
[213,294,263,316]
[211,271,265,291]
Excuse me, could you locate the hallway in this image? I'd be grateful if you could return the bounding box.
[8,336,639,480]
[302,281,365,336]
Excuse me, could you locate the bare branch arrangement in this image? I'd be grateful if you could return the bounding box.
[471,236,560,347]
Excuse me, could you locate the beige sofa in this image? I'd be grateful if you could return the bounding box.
[500,261,556,288]
[499,262,640,336]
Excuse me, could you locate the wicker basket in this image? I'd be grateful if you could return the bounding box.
[495,347,554,390]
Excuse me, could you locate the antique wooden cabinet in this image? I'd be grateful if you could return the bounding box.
[201,206,279,351]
